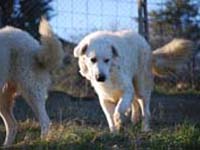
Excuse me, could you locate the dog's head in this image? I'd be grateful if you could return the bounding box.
[74,38,119,82]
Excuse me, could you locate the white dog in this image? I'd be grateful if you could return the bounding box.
[0,18,63,146]
[74,30,194,132]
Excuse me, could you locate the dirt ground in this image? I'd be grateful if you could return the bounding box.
[5,91,200,128]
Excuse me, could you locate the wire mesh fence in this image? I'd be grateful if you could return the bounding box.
[50,0,141,42]
[48,0,200,95]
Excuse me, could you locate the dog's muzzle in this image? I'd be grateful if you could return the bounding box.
[95,74,106,82]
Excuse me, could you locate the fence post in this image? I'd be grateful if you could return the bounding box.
[0,6,3,28]
[138,0,143,35]
[137,0,149,42]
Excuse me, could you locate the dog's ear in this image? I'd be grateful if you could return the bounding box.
[74,44,88,58]
[111,45,119,58]
[78,58,91,80]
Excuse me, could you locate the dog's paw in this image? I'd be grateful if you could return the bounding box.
[131,115,140,125]
[113,112,125,131]
[40,121,52,139]
[110,127,119,134]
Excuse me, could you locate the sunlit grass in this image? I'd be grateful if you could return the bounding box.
[1,91,200,149]
[1,120,200,150]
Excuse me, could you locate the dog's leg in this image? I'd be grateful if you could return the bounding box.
[99,99,116,132]
[134,71,153,132]
[131,98,141,125]
[0,82,17,146]
[113,81,134,131]
[21,89,50,139]
[137,97,151,132]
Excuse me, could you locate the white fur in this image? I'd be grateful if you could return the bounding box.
[74,30,193,132]
[0,18,63,147]
[74,30,153,132]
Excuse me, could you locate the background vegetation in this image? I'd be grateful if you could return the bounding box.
[0,0,53,38]
[0,0,200,149]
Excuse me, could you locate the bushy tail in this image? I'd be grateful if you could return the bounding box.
[152,39,195,76]
[35,17,63,70]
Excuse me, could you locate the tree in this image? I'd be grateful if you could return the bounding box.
[149,0,200,90]
[149,0,200,43]
[0,0,53,38]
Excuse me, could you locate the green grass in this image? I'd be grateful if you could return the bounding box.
[144,122,200,149]
[1,121,200,150]
[1,91,200,149]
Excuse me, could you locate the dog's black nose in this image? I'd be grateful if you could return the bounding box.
[96,74,106,82]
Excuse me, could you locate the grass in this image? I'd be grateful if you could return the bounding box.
[1,91,200,149]
[1,121,200,150]
[144,122,200,149]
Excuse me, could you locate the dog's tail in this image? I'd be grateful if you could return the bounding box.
[152,39,195,76]
[35,17,63,70]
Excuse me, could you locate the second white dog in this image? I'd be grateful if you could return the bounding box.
[74,30,194,132]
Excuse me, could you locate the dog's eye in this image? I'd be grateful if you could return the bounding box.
[104,58,110,63]
[91,57,97,63]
